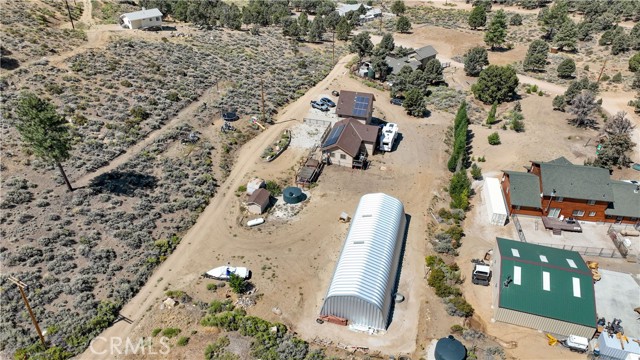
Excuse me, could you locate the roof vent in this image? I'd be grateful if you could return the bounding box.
[503,276,513,288]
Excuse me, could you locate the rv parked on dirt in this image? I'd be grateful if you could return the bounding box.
[379,123,398,152]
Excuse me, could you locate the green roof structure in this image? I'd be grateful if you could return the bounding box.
[605,181,640,218]
[496,238,596,328]
[536,159,613,201]
[504,171,541,208]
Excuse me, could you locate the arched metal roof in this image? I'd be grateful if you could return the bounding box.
[320,193,406,330]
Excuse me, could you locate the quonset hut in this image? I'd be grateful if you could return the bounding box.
[319,193,406,331]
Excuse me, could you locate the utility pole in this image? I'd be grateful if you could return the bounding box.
[260,78,266,122]
[332,31,335,65]
[597,59,608,82]
[8,276,46,348]
[64,0,75,29]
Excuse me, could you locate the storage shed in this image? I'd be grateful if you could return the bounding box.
[120,8,163,29]
[282,187,304,204]
[493,238,596,338]
[246,178,266,195]
[319,193,406,331]
[483,177,508,226]
[435,336,466,360]
[246,188,270,214]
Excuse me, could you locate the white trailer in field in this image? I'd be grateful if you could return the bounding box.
[483,177,508,226]
[379,123,398,152]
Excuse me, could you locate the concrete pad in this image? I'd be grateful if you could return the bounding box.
[594,269,640,337]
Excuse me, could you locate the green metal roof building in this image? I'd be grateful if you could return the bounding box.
[493,238,596,338]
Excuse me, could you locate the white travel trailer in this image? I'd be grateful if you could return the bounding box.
[379,123,398,152]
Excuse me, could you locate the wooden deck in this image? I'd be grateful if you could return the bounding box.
[541,217,583,233]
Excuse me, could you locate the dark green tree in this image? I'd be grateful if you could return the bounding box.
[407,69,430,95]
[471,65,519,104]
[283,18,301,38]
[553,95,566,111]
[402,88,426,117]
[599,27,623,46]
[539,0,569,40]
[16,92,74,192]
[307,16,325,42]
[324,11,341,31]
[593,134,636,169]
[523,39,549,72]
[463,47,489,76]
[335,17,351,41]
[554,20,577,51]
[423,58,444,84]
[577,21,594,41]
[510,13,522,26]
[629,53,640,72]
[371,56,390,81]
[448,102,469,172]
[631,23,640,50]
[557,58,576,78]
[298,11,309,36]
[390,0,406,15]
[395,16,412,33]
[449,170,471,209]
[633,71,640,90]
[468,5,487,30]
[379,33,395,55]
[349,31,374,58]
[611,34,630,55]
[484,9,508,50]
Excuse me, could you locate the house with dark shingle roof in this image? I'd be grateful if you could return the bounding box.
[335,91,375,124]
[500,157,639,224]
[321,118,379,168]
[385,45,438,75]
[493,238,596,338]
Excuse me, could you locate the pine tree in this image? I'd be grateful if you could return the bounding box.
[349,32,374,58]
[463,47,489,76]
[486,102,497,125]
[471,65,519,104]
[336,17,351,41]
[390,0,406,15]
[468,5,487,30]
[554,20,577,51]
[402,88,426,117]
[15,92,74,192]
[379,33,395,55]
[484,9,508,50]
[523,39,549,72]
[423,58,444,85]
[395,16,412,33]
[298,11,309,36]
[557,58,576,78]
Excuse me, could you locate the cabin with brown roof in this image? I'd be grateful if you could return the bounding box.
[335,91,375,124]
[321,118,379,168]
[245,188,270,214]
[501,157,639,224]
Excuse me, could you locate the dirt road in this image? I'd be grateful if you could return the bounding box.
[78,54,355,359]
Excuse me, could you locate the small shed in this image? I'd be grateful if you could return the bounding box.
[283,187,304,204]
[120,8,163,30]
[435,336,466,360]
[483,177,508,226]
[246,188,270,214]
[247,178,266,195]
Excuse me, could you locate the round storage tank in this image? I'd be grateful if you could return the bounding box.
[283,187,304,204]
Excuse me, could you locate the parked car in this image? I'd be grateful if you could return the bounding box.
[390,97,404,106]
[311,100,328,111]
[320,97,336,107]
[331,90,340,97]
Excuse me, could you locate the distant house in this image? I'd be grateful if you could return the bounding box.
[321,118,379,168]
[335,90,375,124]
[246,188,270,214]
[493,237,596,338]
[385,45,438,75]
[501,156,639,224]
[336,4,382,22]
[120,8,163,30]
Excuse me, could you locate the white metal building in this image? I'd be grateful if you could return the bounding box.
[120,8,163,30]
[483,177,508,226]
[320,193,406,331]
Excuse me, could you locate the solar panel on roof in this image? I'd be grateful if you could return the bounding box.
[352,96,371,117]
[323,124,345,147]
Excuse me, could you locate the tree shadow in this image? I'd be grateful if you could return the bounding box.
[0,47,20,70]
[90,171,158,196]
